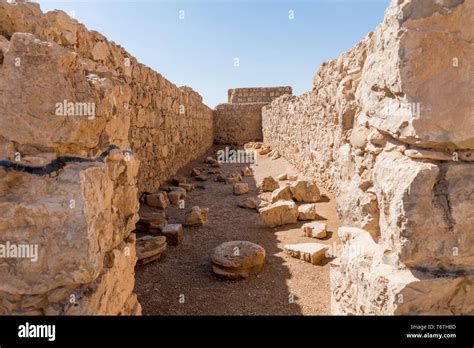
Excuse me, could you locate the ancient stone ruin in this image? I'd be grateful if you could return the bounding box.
[214,87,292,145]
[0,0,472,316]
[263,0,474,314]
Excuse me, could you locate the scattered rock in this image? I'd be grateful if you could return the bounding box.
[238,197,261,210]
[284,243,329,265]
[241,166,254,177]
[260,176,279,192]
[302,222,327,239]
[137,211,167,232]
[276,173,287,181]
[169,186,187,195]
[160,224,183,246]
[184,206,209,226]
[290,180,320,203]
[179,183,195,192]
[171,176,187,186]
[168,188,186,205]
[136,236,167,266]
[225,172,242,184]
[216,174,226,182]
[232,183,248,196]
[145,191,169,209]
[260,200,298,227]
[459,151,474,162]
[298,203,317,220]
[271,186,293,203]
[196,184,206,190]
[211,241,266,280]
[194,174,209,182]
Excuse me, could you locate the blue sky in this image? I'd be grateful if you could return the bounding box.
[38,0,390,107]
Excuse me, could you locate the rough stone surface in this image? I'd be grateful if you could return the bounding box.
[136,235,167,266]
[211,241,266,280]
[225,172,242,184]
[160,224,183,246]
[233,182,249,195]
[241,166,254,177]
[184,206,209,226]
[0,157,140,315]
[284,243,329,265]
[228,87,292,104]
[260,176,279,192]
[214,87,292,145]
[214,103,266,145]
[259,200,298,228]
[302,222,327,239]
[262,0,474,315]
[0,1,213,315]
[145,191,169,209]
[168,188,186,205]
[297,203,317,221]
[137,210,167,233]
[270,185,293,203]
[0,2,214,196]
[290,180,321,203]
[238,197,261,210]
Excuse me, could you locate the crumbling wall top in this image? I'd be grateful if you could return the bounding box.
[228,86,292,104]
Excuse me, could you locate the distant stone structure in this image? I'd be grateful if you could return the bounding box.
[214,87,292,145]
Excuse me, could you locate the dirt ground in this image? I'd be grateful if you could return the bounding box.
[134,145,340,315]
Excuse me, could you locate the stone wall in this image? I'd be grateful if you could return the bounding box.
[263,0,474,315]
[215,87,292,145]
[0,1,213,315]
[214,102,266,145]
[228,86,292,104]
[0,1,214,194]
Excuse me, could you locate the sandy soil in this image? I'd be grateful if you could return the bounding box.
[134,145,340,315]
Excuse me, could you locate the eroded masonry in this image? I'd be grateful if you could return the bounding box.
[0,0,473,315]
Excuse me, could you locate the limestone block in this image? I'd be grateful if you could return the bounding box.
[260,176,279,192]
[271,186,293,203]
[184,206,209,226]
[260,200,298,227]
[160,224,183,246]
[284,243,329,265]
[356,0,474,150]
[211,241,266,280]
[297,203,317,221]
[302,222,327,239]
[290,180,320,203]
[233,183,249,195]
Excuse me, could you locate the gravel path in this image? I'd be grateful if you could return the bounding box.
[134,145,340,315]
